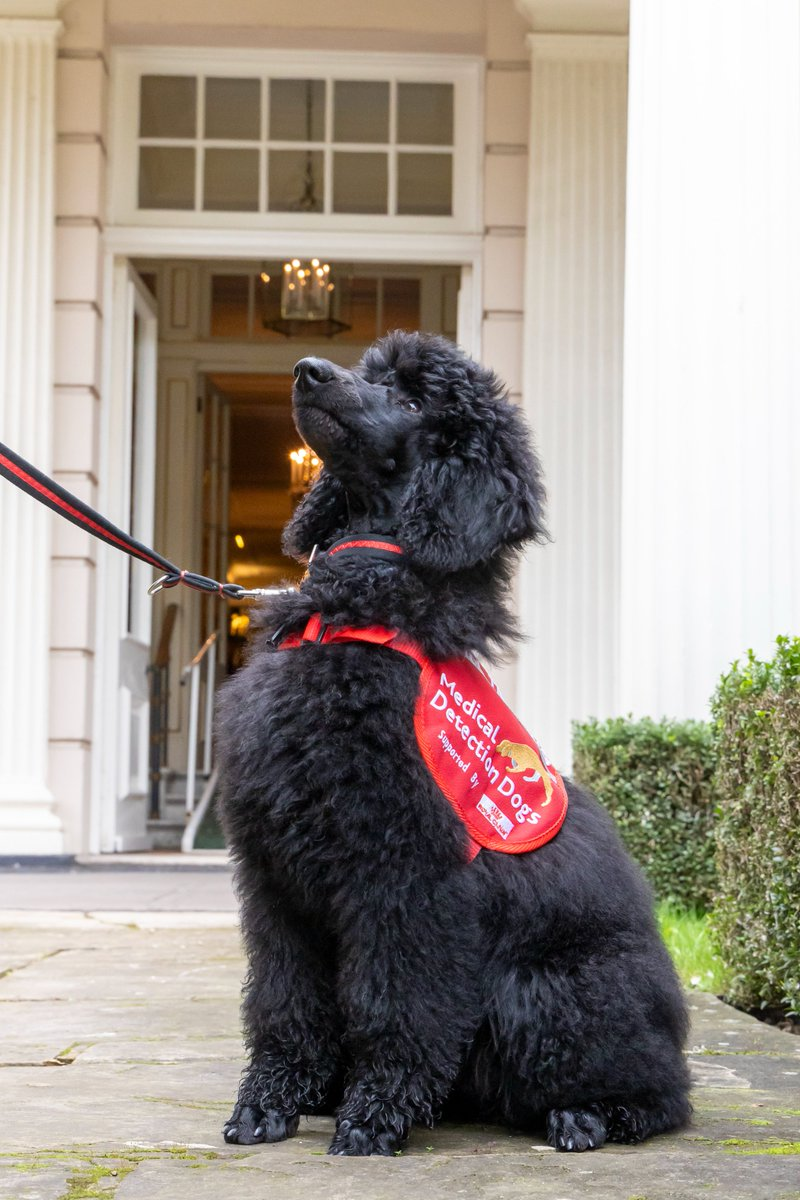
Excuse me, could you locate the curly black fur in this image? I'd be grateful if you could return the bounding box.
[217,331,691,1157]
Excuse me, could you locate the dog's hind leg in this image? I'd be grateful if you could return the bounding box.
[604,1091,693,1144]
[223,876,342,1146]
[546,1090,691,1151]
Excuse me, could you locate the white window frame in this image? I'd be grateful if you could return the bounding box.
[110,47,483,235]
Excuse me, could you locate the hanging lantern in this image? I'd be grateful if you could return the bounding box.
[259,259,350,338]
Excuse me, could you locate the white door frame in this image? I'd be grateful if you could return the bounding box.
[91,259,158,853]
[91,231,482,854]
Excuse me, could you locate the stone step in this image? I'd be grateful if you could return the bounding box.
[146,817,184,851]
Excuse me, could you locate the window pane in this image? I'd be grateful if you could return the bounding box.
[210,275,250,337]
[205,77,260,140]
[333,81,389,143]
[397,83,453,145]
[203,148,259,211]
[269,79,325,141]
[139,75,196,138]
[397,152,452,216]
[268,150,323,212]
[382,278,420,334]
[138,146,195,209]
[333,152,387,214]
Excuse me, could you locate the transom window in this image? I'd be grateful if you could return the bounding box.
[111,50,481,233]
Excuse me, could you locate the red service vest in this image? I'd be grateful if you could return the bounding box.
[280,614,568,860]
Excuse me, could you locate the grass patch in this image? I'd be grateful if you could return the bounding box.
[657,901,727,993]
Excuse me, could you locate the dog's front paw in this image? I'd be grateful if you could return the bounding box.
[546,1106,607,1152]
[328,1118,405,1157]
[223,1103,299,1145]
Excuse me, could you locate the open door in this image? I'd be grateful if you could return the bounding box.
[97,263,158,851]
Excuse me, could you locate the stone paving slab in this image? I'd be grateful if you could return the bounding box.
[1,914,799,1200]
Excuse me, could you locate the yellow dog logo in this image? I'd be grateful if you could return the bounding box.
[496,739,554,805]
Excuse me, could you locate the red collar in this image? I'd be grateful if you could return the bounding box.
[313,535,405,568]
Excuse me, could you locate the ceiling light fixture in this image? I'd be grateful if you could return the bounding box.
[260,259,350,339]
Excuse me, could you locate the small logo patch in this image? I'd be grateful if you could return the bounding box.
[476,795,514,840]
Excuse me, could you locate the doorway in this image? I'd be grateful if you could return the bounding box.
[99,254,462,851]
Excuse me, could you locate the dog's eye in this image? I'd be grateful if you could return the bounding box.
[402,398,421,414]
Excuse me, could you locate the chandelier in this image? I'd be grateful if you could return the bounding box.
[260,259,350,338]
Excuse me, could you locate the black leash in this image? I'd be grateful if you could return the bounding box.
[0,438,271,601]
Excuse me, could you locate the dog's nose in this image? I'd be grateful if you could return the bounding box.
[293,357,334,386]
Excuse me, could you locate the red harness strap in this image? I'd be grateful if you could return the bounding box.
[279,615,569,862]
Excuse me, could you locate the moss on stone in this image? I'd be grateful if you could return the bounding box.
[720,1137,800,1155]
[62,1160,135,1199]
[695,1047,784,1057]
[0,1142,239,1196]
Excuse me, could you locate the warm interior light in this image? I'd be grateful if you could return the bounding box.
[230,611,250,638]
[234,533,245,549]
[263,260,348,336]
[289,446,322,493]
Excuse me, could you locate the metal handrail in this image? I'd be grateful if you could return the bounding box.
[178,592,292,848]
[183,630,218,674]
[182,631,218,817]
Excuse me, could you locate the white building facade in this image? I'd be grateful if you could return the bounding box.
[0,0,798,857]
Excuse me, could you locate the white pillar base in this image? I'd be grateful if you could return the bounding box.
[0,793,64,855]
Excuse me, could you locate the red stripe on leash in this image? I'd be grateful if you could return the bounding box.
[0,449,166,571]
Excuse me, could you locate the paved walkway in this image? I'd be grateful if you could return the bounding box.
[0,860,236,914]
[1,871,799,1200]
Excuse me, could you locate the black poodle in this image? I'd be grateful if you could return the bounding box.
[217,331,690,1157]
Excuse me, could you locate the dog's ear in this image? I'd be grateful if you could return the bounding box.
[282,468,348,561]
[397,393,548,572]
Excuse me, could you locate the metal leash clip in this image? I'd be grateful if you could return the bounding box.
[147,574,172,597]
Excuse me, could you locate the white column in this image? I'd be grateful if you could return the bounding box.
[620,0,800,719]
[516,32,629,768]
[0,10,64,852]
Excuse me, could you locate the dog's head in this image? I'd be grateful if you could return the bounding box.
[284,330,548,573]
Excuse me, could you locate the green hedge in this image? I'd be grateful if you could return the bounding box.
[710,635,800,1015]
[572,716,718,909]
